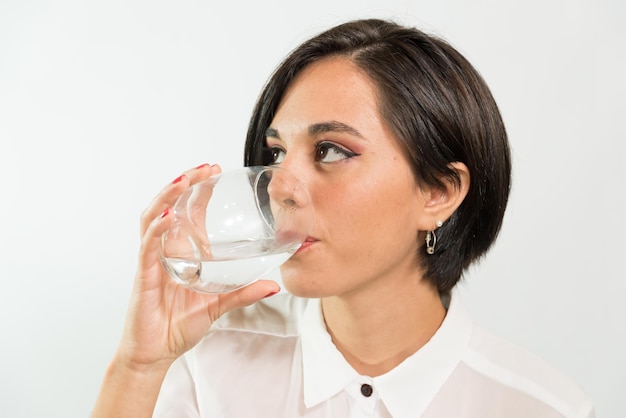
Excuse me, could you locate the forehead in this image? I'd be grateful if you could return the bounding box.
[271,57,383,133]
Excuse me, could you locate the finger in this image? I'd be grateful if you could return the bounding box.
[180,164,222,240]
[215,280,281,318]
[139,174,190,236]
[139,164,220,237]
[183,163,222,186]
[188,178,215,231]
[136,206,176,290]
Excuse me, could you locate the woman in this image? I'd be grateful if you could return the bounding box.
[92,19,594,417]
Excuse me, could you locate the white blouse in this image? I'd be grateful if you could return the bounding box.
[153,293,594,418]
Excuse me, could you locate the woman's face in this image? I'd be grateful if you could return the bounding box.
[267,57,429,298]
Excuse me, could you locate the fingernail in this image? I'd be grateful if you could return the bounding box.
[263,290,279,299]
[172,174,185,184]
[195,163,209,169]
[160,208,170,218]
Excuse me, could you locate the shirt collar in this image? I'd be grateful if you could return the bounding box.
[300,298,359,407]
[300,291,473,417]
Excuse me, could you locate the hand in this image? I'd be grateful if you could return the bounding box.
[92,163,281,418]
[117,163,280,371]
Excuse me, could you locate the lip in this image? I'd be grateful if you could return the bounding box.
[295,237,317,254]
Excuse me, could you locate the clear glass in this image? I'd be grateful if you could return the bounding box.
[160,166,314,294]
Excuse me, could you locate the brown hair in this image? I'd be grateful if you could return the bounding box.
[244,18,511,294]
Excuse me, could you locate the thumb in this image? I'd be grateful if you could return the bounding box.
[216,280,281,316]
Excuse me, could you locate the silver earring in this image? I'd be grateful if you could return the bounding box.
[425,230,437,254]
[426,221,443,255]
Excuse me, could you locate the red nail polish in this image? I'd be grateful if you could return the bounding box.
[263,290,279,299]
[160,208,170,218]
[195,163,209,169]
[172,174,184,184]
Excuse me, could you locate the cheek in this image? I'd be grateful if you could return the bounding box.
[308,180,364,244]
[313,176,416,240]
[312,184,357,222]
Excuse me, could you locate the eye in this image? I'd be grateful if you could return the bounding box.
[315,142,359,163]
[264,146,285,165]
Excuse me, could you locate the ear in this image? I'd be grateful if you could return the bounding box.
[415,162,470,231]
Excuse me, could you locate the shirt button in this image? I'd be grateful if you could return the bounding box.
[360,383,373,397]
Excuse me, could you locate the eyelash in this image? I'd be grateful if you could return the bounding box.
[314,141,359,162]
[265,141,359,165]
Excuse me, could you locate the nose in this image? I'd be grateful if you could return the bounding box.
[266,167,309,210]
[262,166,315,243]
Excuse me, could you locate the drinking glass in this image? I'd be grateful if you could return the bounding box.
[160,166,314,294]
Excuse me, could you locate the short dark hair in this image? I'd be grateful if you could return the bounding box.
[244,18,511,294]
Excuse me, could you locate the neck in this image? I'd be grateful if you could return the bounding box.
[321,277,446,377]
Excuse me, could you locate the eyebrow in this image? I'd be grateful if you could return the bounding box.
[265,121,364,140]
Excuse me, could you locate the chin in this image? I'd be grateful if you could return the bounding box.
[280,268,330,299]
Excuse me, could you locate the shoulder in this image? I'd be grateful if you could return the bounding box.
[463,325,595,417]
[210,292,310,337]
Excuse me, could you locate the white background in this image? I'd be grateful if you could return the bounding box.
[0,0,624,417]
